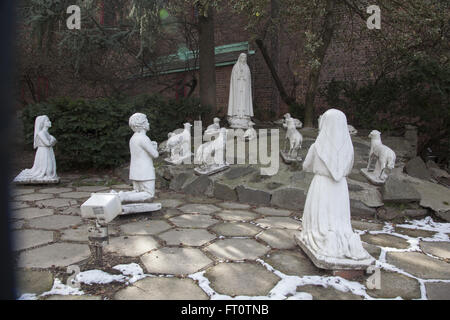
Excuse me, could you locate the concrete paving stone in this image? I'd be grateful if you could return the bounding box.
[363,242,382,259]
[420,241,450,260]
[27,215,82,230]
[110,184,132,189]
[351,219,384,232]
[36,198,73,208]
[178,203,220,215]
[13,229,54,251]
[215,210,259,222]
[204,238,270,261]
[105,236,159,257]
[236,186,271,206]
[271,187,307,211]
[254,217,302,230]
[256,229,298,249]
[60,191,92,199]
[210,222,261,237]
[11,221,24,230]
[159,208,183,219]
[75,186,109,192]
[39,187,73,194]
[16,270,54,296]
[263,250,324,277]
[60,206,81,216]
[425,282,450,300]
[366,271,421,300]
[386,252,450,279]
[12,208,54,220]
[394,227,436,239]
[295,285,364,300]
[10,201,30,210]
[15,193,54,202]
[18,243,91,268]
[159,229,216,246]
[254,207,292,217]
[115,277,209,300]
[169,214,219,228]
[360,233,410,249]
[185,197,221,204]
[213,182,238,201]
[60,226,89,242]
[45,295,102,300]
[159,198,185,208]
[204,262,280,297]
[217,202,251,210]
[141,247,212,275]
[120,220,172,236]
[12,188,35,196]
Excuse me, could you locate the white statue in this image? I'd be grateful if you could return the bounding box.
[348,125,358,136]
[204,117,221,140]
[227,53,254,129]
[111,113,161,214]
[13,115,59,184]
[361,130,396,185]
[282,113,302,129]
[280,118,303,163]
[165,123,192,165]
[194,128,230,175]
[243,121,257,141]
[294,109,374,270]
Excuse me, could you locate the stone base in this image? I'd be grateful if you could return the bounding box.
[332,270,365,281]
[164,154,192,165]
[280,151,302,164]
[294,233,375,270]
[13,177,60,185]
[194,164,230,176]
[121,203,162,215]
[228,116,251,129]
[360,168,386,186]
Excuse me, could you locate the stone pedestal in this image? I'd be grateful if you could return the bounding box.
[228,116,251,129]
[360,168,385,185]
[13,177,60,185]
[280,151,302,164]
[164,154,191,165]
[294,233,375,271]
[194,163,230,176]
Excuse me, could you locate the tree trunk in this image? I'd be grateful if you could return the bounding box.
[304,0,337,128]
[270,0,280,116]
[198,7,216,119]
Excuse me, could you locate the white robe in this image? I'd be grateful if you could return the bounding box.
[227,59,253,118]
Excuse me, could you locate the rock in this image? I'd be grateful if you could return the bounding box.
[204,262,280,297]
[350,200,377,218]
[182,175,213,197]
[386,252,450,279]
[114,163,130,184]
[361,233,410,249]
[351,220,383,232]
[435,210,450,223]
[236,185,271,205]
[376,206,403,221]
[419,241,450,260]
[169,171,196,192]
[405,157,432,181]
[224,166,256,180]
[362,242,381,259]
[366,271,421,300]
[394,227,436,239]
[213,182,238,201]
[381,176,421,203]
[425,282,450,300]
[271,187,306,210]
[16,270,54,296]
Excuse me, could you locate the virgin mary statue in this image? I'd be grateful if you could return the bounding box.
[295,109,374,269]
[227,53,254,129]
[14,115,59,184]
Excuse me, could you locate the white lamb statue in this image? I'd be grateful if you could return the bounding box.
[165,123,192,165]
[281,118,303,163]
[361,130,396,184]
[194,128,229,175]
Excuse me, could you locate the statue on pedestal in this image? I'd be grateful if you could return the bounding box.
[227,53,254,129]
[14,115,59,184]
[204,117,221,141]
[194,128,230,175]
[280,118,303,163]
[294,109,374,270]
[165,123,192,165]
[361,130,396,185]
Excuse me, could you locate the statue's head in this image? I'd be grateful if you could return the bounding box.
[213,117,220,124]
[369,130,381,139]
[238,53,247,64]
[129,113,149,132]
[184,123,192,130]
[284,113,291,119]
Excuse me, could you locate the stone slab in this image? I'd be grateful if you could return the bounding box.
[36,198,73,208]
[210,222,261,237]
[120,220,172,236]
[141,247,212,275]
[420,241,450,259]
[254,207,292,217]
[361,233,410,249]
[271,187,306,211]
[16,270,54,296]
[27,215,82,230]
[15,193,54,202]
[12,208,54,220]
[178,203,220,215]
[254,217,302,230]
[351,220,384,232]
[60,227,89,242]
[115,277,209,300]
[158,199,184,208]
[204,262,280,297]
[159,229,216,246]
[204,238,270,261]
[386,252,450,279]
[45,295,102,300]
[60,191,92,199]
[169,214,219,228]
[213,182,238,201]
[39,187,73,194]
[105,236,159,257]
[236,186,271,206]
[217,202,251,210]
[295,285,364,300]
[256,229,298,249]
[381,176,421,203]
[18,243,91,268]
[215,209,259,222]
[264,250,323,277]
[13,229,54,251]
[366,270,421,300]
[425,282,450,300]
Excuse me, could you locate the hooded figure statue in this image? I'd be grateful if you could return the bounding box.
[227,53,253,128]
[295,109,373,268]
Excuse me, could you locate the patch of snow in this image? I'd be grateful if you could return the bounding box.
[18,293,38,300]
[76,270,127,285]
[41,278,84,296]
[113,263,147,283]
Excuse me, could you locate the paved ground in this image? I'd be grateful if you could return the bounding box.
[10,173,450,300]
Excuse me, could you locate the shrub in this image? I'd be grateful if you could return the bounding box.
[21,94,207,170]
